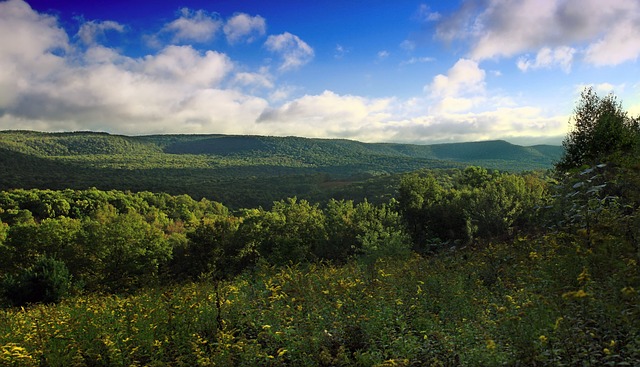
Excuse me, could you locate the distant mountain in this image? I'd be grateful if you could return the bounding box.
[0,131,562,208]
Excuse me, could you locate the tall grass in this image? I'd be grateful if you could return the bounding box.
[1,231,638,366]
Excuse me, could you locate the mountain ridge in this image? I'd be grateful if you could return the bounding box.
[0,130,563,208]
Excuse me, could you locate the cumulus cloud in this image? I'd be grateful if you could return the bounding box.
[517,46,576,73]
[77,20,124,45]
[223,13,266,44]
[0,0,268,134]
[163,8,221,43]
[233,67,274,90]
[253,89,566,143]
[256,90,394,139]
[427,58,485,97]
[437,0,640,66]
[264,32,314,71]
[141,45,233,87]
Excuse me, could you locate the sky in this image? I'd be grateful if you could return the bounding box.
[1,0,639,145]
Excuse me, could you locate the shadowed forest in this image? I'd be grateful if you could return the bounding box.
[1,88,639,366]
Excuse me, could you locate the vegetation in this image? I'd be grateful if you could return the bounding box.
[0,131,562,209]
[0,89,638,365]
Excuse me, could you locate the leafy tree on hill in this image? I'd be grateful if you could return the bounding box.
[556,87,640,172]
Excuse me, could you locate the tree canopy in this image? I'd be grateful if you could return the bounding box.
[557,87,640,172]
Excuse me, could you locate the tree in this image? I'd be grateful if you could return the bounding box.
[1,256,72,306]
[557,87,639,172]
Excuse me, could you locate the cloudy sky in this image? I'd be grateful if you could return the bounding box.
[1,0,639,145]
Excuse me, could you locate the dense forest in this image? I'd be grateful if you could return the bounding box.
[1,88,639,366]
[0,130,562,209]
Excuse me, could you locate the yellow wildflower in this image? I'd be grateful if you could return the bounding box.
[539,335,548,344]
[562,289,589,299]
[577,267,590,283]
[486,339,496,350]
[603,348,611,355]
[554,317,564,330]
[621,287,636,296]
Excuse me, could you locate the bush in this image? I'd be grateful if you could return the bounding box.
[1,257,71,306]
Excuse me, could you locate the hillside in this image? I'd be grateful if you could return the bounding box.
[0,130,562,208]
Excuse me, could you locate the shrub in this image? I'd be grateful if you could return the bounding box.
[1,256,71,306]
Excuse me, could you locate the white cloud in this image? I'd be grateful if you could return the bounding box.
[77,20,124,45]
[377,50,390,59]
[584,19,640,66]
[0,0,68,108]
[335,44,350,59]
[252,89,567,144]
[163,8,221,43]
[415,4,441,22]
[142,45,233,87]
[0,1,268,135]
[233,67,274,90]
[264,32,314,71]
[256,90,394,139]
[400,56,434,66]
[426,58,485,100]
[575,83,626,95]
[400,40,416,52]
[517,46,576,73]
[223,13,266,44]
[437,0,640,66]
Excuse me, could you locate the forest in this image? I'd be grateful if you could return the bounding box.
[0,130,561,209]
[0,88,638,366]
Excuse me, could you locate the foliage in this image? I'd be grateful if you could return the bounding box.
[3,90,640,365]
[556,87,640,172]
[398,167,548,250]
[0,130,562,209]
[1,257,71,307]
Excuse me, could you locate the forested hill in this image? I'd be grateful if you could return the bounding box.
[0,130,562,208]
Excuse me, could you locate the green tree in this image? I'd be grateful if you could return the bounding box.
[82,208,171,292]
[557,87,639,172]
[175,216,247,281]
[320,199,358,261]
[1,256,72,306]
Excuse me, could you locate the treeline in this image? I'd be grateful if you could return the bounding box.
[0,166,548,306]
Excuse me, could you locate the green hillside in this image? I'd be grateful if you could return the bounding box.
[0,130,562,208]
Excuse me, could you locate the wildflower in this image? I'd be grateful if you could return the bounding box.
[539,335,548,344]
[554,317,564,330]
[603,348,611,355]
[621,287,636,296]
[609,340,616,347]
[486,339,496,350]
[562,289,589,299]
[577,267,590,283]
[529,251,540,260]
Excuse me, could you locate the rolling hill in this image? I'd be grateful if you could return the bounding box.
[0,130,563,208]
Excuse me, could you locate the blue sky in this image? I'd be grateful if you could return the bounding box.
[1,0,639,145]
